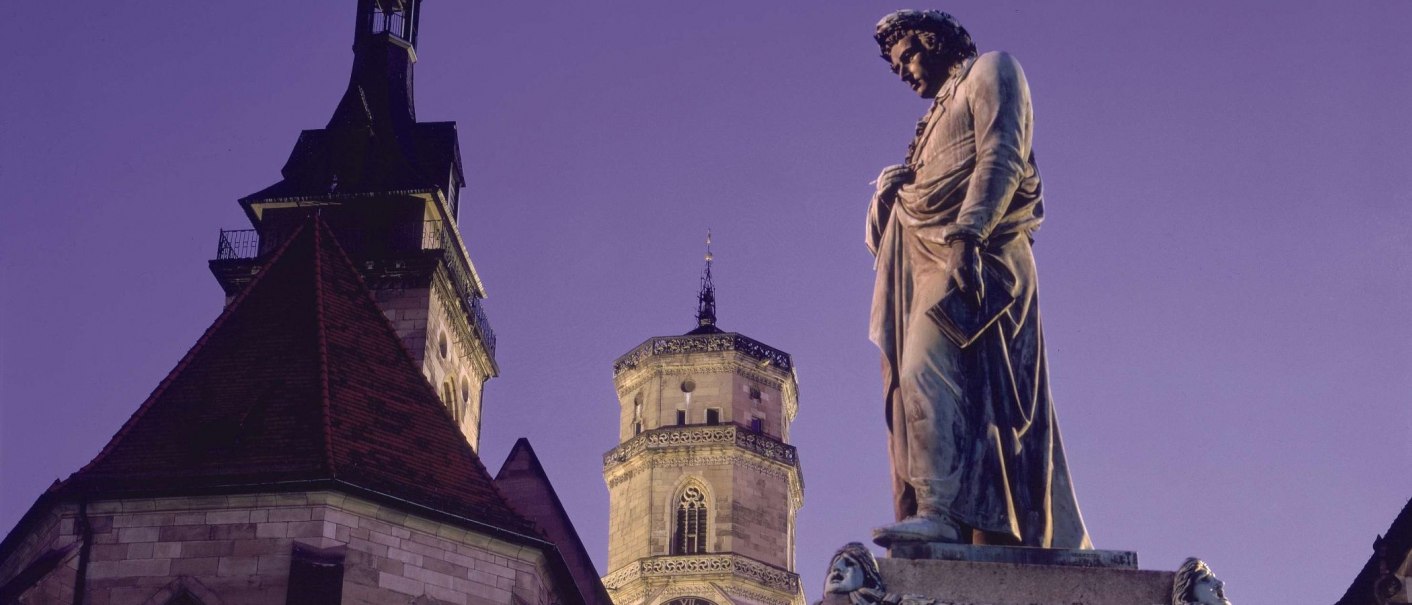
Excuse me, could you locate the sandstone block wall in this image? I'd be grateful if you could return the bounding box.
[2,491,561,605]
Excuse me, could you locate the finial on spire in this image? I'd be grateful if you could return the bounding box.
[696,229,717,330]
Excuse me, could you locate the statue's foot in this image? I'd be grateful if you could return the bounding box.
[871,515,962,547]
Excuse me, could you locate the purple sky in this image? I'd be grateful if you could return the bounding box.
[2,2,1409,603]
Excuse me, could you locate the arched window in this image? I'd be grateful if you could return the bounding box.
[672,485,708,554]
[441,381,457,418]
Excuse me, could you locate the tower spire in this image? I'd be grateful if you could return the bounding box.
[694,229,717,332]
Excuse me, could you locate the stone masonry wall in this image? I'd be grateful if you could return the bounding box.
[3,490,560,605]
[374,272,490,453]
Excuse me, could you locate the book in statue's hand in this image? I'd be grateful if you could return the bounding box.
[925,262,1017,348]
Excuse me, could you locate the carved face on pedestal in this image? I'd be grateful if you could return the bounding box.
[1173,558,1232,605]
[887,34,950,98]
[1190,573,1230,605]
[825,552,865,593]
[823,543,885,595]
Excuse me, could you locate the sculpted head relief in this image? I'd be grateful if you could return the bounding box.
[1173,557,1232,605]
[823,543,885,595]
[818,543,941,605]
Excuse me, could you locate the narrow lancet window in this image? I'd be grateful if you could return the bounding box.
[672,486,708,554]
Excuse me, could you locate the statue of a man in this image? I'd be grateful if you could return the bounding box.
[1172,558,1233,605]
[866,10,1091,549]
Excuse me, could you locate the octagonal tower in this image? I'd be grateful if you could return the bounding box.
[601,243,804,605]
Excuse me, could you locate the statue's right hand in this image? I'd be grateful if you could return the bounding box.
[873,164,914,199]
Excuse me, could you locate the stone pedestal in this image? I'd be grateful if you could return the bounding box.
[877,546,1173,605]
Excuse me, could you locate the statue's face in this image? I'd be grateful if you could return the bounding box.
[824,554,865,594]
[888,34,947,98]
[1190,573,1230,605]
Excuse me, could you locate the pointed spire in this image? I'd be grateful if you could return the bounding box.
[695,229,717,330]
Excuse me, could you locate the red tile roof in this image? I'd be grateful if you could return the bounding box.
[63,214,532,534]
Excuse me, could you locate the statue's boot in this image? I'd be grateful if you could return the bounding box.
[872,484,962,547]
[871,515,961,547]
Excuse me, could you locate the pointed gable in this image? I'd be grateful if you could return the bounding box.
[495,440,612,605]
[65,214,531,534]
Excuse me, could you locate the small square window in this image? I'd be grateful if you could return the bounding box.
[676,410,687,426]
[750,418,763,433]
[705,409,720,425]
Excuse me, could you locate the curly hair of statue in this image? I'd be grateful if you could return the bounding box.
[873,10,977,66]
[1171,557,1211,604]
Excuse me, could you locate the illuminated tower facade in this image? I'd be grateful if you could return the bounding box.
[601,241,805,605]
[210,0,496,450]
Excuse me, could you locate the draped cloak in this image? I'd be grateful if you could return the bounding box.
[867,51,1090,548]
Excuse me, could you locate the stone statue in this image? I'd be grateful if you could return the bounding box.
[1172,558,1233,605]
[866,10,1091,549]
[815,543,937,605]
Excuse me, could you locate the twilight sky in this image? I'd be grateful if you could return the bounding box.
[2,2,1409,603]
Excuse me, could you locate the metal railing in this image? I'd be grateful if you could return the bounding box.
[216,229,259,261]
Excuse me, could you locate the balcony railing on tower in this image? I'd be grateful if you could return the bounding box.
[214,221,494,359]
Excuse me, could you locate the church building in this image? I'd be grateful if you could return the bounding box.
[601,248,806,605]
[0,2,606,604]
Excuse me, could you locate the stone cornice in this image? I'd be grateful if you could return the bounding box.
[602,553,801,596]
[603,425,798,472]
[614,333,792,377]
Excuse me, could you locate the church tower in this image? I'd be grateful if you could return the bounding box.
[601,240,805,605]
[210,0,496,451]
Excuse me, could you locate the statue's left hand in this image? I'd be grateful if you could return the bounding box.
[946,239,984,308]
[873,164,914,200]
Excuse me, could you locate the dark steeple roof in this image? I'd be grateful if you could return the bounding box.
[61,214,531,535]
[240,0,463,209]
[688,230,721,335]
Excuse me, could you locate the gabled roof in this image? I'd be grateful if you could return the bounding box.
[61,214,531,535]
[494,439,613,605]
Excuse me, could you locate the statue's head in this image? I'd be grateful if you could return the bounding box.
[874,10,977,98]
[823,543,886,595]
[1173,558,1232,605]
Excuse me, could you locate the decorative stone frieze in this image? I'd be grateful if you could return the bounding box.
[604,425,798,470]
[613,334,792,376]
[603,554,800,594]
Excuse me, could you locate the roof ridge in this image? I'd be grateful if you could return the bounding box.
[312,216,337,479]
[73,220,314,478]
[299,212,531,529]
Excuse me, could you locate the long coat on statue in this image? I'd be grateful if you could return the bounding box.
[867,51,1090,548]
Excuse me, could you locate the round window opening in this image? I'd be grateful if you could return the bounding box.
[437,331,449,359]
[680,380,696,393]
